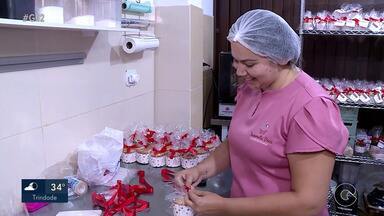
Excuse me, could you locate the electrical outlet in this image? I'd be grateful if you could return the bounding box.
[125,69,140,87]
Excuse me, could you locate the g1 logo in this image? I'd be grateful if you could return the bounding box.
[334,183,358,207]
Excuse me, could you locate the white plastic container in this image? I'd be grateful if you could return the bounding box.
[95,0,121,28]
[149,154,166,167]
[166,155,181,168]
[65,0,95,26]
[181,156,198,169]
[35,0,64,24]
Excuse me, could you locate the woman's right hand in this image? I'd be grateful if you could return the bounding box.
[174,167,205,188]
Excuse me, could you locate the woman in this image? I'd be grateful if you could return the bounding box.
[175,9,349,216]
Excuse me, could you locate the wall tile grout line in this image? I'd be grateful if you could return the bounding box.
[41,90,155,127]
[0,91,155,141]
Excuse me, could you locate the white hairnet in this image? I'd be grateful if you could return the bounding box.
[227,9,301,65]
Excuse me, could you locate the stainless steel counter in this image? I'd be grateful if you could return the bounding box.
[28,163,232,216]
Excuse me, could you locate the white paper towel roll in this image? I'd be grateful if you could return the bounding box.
[122,37,159,54]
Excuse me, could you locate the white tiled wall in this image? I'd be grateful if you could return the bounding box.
[0,2,207,213]
[155,5,203,128]
[0,70,41,139]
[0,27,155,210]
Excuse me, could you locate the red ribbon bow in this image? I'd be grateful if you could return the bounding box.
[168,149,184,159]
[303,17,313,22]
[124,144,138,153]
[92,170,153,216]
[180,133,189,140]
[152,145,168,156]
[129,132,137,142]
[144,129,156,144]
[160,169,190,192]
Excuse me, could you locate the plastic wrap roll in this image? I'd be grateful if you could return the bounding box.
[122,37,159,54]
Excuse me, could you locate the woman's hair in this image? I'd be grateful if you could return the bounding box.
[227,9,301,66]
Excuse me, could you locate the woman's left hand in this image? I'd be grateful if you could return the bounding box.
[184,188,226,216]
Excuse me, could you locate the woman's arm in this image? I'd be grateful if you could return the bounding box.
[187,150,335,216]
[175,139,231,187]
[196,139,231,178]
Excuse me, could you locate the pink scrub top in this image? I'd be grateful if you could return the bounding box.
[228,71,349,216]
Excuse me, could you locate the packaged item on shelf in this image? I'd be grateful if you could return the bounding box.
[326,14,338,31]
[368,126,384,161]
[344,144,354,157]
[314,11,328,30]
[303,11,314,30]
[333,79,350,104]
[368,10,382,32]
[354,128,370,156]
[345,12,361,31]
[372,86,384,105]
[357,13,371,31]
[344,80,360,104]
[356,81,374,105]
[332,12,347,30]
[369,140,384,161]
[332,3,363,31]
[354,139,367,156]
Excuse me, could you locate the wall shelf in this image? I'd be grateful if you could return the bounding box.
[301,29,384,36]
[339,104,384,110]
[0,18,140,33]
[335,155,384,166]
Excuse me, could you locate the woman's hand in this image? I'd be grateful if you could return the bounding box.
[184,188,226,216]
[174,167,206,188]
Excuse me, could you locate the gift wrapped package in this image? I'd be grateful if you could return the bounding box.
[149,149,166,167]
[181,152,198,169]
[173,198,194,216]
[136,147,151,164]
[121,143,137,163]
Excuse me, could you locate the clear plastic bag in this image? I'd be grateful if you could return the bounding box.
[77,127,124,186]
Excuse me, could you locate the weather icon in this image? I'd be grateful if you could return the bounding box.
[24,182,38,191]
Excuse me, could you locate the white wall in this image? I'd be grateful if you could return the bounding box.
[0,28,155,213]
[202,0,213,16]
[155,4,203,128]
[0,1,208,213]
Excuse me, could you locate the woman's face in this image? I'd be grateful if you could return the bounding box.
[231,42,281,90]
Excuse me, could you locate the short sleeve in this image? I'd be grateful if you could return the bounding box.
[286,97,349,155]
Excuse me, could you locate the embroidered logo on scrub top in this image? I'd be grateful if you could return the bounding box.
[251,122,272,146]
